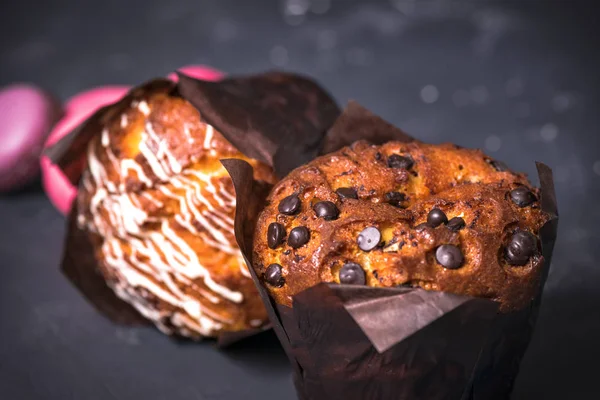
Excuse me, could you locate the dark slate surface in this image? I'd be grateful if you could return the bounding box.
[1,0,599,399]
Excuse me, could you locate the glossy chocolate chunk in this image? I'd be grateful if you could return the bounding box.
[510,187,537,207]
[384,191,406,207]
[357,227,382,251]
[505,231,538,266]
[313,201,339,220]
[265,264,284,287]
[339,262,366,285]
[288,226,310,248]
[335,187,358,200]
[427,208,448,227]
[267,222,286,249]
[279,194,301,215]
[387,154,414,170]
[435,244,464,269]
[447,217,466,232]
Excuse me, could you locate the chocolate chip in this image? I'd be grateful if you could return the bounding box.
[447,217,466,232]
[427,208,448,227]
[375,152,382,161]
[265,264,284,287]
[435,245,464,269]
[278,194,301,215]
[505,231,537,266]
[288,226,310,248]
[486,158,509,172]
[313,201,339,220]
[388,154,414,170]
[357,227,382,251]
[385,191,406,207]
[336,187,358,200]
[339,262,366,285]
[510,187,537,207]
[267,222,286,249]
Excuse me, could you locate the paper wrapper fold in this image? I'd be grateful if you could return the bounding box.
[224,102,559,399]
[44,72,340,343]
[177,71,341,178]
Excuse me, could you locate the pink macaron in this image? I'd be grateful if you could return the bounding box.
[41,86,130,214]
[168,64,223,82]
[0,84,62,192]
[41,65,223,215]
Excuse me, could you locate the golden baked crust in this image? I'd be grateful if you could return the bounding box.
[76,89,276,338]
[253,140,549,312]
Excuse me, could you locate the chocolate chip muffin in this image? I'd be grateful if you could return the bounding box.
[76,83,276,338]
[253,140,550,312]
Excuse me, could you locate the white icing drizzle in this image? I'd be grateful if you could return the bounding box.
[203,124,214,149]
[137,100,151,116]
[141,191,164,208]
[87,142,116,192]
[79,113,251,337]
[101,128,110,147]
[219,184,236,205]
[82,172,94,192]
[105,143,120,171]
[183,123,192,140]
[180,276,221,304]
[139,132,170,181]
[120,159,153,187]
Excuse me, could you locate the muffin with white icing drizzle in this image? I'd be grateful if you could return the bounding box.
[76,86,276,338]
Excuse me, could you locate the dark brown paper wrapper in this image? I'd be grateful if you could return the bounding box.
[177,71,341,178]
[44,72,340,344]
[223,102,559,399]
[321,100,414,153]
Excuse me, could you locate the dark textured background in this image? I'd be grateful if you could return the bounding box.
[1,0,599,399]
